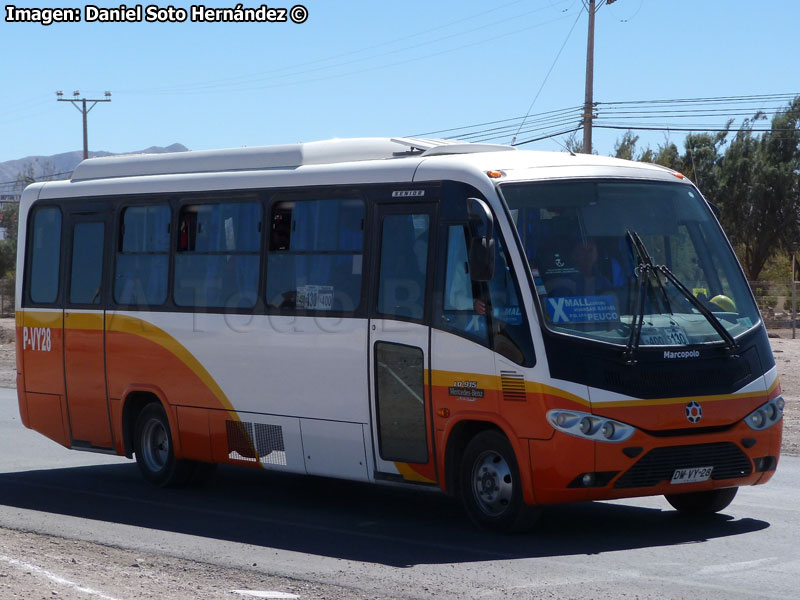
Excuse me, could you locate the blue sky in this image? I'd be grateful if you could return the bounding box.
[1,0,798,163]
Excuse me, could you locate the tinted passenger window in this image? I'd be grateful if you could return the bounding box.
[70,222,104,305]
[29,207,62,304]
[436,223,533,365]
[377,214,430,320]
[438,224,488,345]
[267,198,364,312]
[174,201,261,308]
[115,205,170,306]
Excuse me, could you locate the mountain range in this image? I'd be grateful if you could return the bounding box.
[0,143,189,185]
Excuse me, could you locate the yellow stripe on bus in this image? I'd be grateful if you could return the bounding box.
[106,313,237,415]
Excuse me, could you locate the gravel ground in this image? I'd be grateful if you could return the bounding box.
[0,528,391,600]
[769,332,800,456]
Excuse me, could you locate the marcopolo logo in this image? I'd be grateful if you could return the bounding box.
[663,349,700,359]
[685,401,703,423]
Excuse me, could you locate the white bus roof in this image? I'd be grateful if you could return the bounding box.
[67,136,684,184]
[69,137,516,182]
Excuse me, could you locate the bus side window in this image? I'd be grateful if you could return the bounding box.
[173,201,261,309]
[437,224,489,345]
[115,205,170,307]
[487,235,532,366]
[266,198,364,312]
[28,207,62,305]
[436,223,534,366]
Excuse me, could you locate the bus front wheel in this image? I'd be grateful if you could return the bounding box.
[458,430,539,533]
[133,403,192,487]
[664,487,738,515]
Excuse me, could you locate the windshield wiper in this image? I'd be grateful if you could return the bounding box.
[624,230,652,363]
[654,263,738,352]
[624,230,737,363]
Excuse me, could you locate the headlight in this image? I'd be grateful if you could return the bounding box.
[547,409,635,442]
[745,396,784,431]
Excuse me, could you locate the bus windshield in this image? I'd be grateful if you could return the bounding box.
[501,180,760,347]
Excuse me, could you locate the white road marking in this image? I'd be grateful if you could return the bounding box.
[0,554,122,600]
[696,556,778,575]
[232,592,300,599]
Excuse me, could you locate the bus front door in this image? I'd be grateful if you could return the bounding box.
[368,203,438,484]
[63,213,113,449]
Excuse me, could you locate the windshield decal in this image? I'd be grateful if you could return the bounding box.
[546,295,619,324]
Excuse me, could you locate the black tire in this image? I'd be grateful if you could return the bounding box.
[458,430,540,533]
[133,403,193,487]
[665,487,738,515]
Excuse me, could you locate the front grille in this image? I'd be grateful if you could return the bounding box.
[613,442,751,489]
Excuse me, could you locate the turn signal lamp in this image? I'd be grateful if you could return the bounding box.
[437,408,451,418]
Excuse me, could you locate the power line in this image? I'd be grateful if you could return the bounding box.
[512,9,583,143]
[0,171,73,188]
[414,92,799,146]
[113,1,577,96]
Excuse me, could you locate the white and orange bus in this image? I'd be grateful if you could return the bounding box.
[16,138,783,531]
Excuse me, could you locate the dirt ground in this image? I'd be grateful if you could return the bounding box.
[1,318,797,456]
[0,528,383,600]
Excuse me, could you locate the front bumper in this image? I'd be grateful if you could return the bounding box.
[527,418,782,505]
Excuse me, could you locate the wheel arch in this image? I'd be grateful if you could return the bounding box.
[120,385,178,459]
[442,414,536,505]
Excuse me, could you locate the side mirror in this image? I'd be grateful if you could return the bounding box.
[707,200,721,220]
[467,197,496,282]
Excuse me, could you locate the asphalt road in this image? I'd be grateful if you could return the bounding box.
[1,388,798,599]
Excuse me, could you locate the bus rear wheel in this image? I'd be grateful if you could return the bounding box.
[665,487,738,515]
[133,403,193,487]
[459,430,539,533]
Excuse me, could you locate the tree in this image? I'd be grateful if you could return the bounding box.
[680,129,729,202]
[563,130,584,154]
[717,98,800,280]
[613,130,639,160]
[0,160,59,279]
[0,205,18,278]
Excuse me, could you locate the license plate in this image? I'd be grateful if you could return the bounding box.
[671,466,713,484]
[641,326,690,346]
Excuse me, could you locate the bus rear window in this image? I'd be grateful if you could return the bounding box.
[29,207,62,304]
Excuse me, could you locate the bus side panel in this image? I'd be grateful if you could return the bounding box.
[15,312,29,428]
[21,310,65,396]
[176,406,213,462]
[21,310,69,446]
[25,392,70,447]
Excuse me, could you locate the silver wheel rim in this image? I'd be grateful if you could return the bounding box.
[141,418,169,473]
[471,450,513,517]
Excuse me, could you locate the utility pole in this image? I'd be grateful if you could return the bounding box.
[583,0,616,154]
[56,90,112,160]
[792,245,797,340]
[582,0,596,154]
